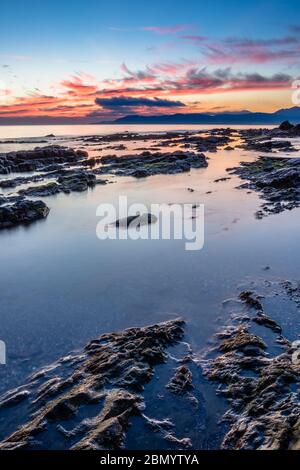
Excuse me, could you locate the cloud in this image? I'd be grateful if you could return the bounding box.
[95,96,185,109]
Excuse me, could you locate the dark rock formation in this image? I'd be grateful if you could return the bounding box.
[0,146,84,174]
[279,121,294,131]
[166,365,193,395]
[0,319,185,450]
[100,151,208,178]
[228,157,300,217]
[201,287,300,450]
[0,200,50,229]
[115,213,158,228]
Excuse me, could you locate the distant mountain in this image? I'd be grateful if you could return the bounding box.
[102,107,300,125]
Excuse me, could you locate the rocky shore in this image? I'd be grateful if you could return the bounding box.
[0,319,188,450]
[228,156,300,218]
[200,282,300,450]
[1,277,300,450]
[1,121,300,229]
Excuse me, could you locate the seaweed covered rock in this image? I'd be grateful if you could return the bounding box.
[100,151,208,178]
[0,146,85,174]
[0,318,185,450]
[201,287,300,450]
[228,156,300,217]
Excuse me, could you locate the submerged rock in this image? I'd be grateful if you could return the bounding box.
[114,213,158,228]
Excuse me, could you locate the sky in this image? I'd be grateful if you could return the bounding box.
[0,0,300,123]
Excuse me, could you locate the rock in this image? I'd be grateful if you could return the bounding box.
[114,213,157,228]
[0,319,185,450]
[0,389,30,408]
[164,433,192,448]
[100,151,208,178]
[19,182,60,198]
[239,291,263,310]
[0,200,50,229]
[279,121,294,131]
[57,172,96,193]
[214,177,231,183]
[0,146,83,174]
[218,326,266,353]
[166,365,193,395]
[201,287,300,450]
[252,314,282,334]
[228,157,300,217]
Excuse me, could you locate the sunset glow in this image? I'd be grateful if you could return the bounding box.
[1,0,300,123]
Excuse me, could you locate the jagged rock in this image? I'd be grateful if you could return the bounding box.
[228,157,300,217]
[0,200,50,229]
[239,291,263,310]
[57,172,96,193]
[218,326,266,353]
[0,319,185,450]
[19,182,61,197]
[201,288,300,450]
[166,365,193,395]
[0,146,84,174]
[100,151,208,178]
[252,313,282,333]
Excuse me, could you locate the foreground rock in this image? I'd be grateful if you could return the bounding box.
[0,200,50,229]
[0,319,185,450]
[200,285,300,450]
[228,156,300,217]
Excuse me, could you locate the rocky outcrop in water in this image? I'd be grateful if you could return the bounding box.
[228,156,300,217]
[0,319,185,450]
[100,151,208,178]
[200,284,300,450]
[0,146,85,174]
[0,199,50,229]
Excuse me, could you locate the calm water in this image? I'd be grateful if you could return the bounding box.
[0,124,300,447]
[0,123,274,139]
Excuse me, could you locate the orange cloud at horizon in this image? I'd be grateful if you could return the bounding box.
[0,65,296,121]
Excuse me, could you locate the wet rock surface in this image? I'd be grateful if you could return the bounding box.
[228,156,300,218]
[0,319,186,450]
[100,151,208,178]
[166,365,194,395]
[0,146,83,175]
[1,279,300,450]
[114,213,158,228]
[200,281,300,450]
[0,199,50,229]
